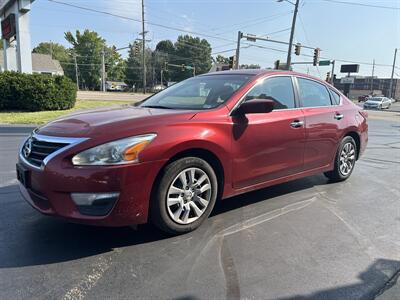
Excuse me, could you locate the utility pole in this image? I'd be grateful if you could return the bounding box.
[49,40,53,59]
[286,0,300,70]
[235,31,242,69]
[101,47,106,92]
[370,59,375,94]
[141,0,147,94]
[74,54,79,90]
[389,48,398,99]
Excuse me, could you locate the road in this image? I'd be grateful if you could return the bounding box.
[77,91,152,102]
[0,112,399,299]
[354,101,400,113]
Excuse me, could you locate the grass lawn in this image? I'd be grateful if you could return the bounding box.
[0,100,132,125]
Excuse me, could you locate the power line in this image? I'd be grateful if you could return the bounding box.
[46,0,398,71]
[47,0,235,44]
[321,0,400,10]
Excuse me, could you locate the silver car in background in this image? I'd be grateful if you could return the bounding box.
[363,97,392,110]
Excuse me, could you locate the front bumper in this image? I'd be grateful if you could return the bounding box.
[363,105,379,109]
[18,158,167,226]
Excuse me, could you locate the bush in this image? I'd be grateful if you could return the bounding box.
[0,72,77,111]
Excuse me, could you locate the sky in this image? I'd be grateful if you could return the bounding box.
[27,0,400,79]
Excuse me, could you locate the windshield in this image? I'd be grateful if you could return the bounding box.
[140,74,254,110]
[369,97,383,102]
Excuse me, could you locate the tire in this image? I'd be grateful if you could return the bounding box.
[324,136,357,182]
[151,157,218,234]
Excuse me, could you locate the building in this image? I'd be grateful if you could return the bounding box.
[1,0,35,73]
[0,51,64,75]
[333,76,400,100]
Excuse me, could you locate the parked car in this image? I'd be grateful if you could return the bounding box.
[152,84,167,92]
[363,97,392,110]
[358,95,371,102]
[17,70,368,234]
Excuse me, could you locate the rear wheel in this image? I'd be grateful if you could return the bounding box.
[151,157,218,234]
[324,136,357,182]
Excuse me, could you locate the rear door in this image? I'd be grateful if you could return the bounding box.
[295,77,346,170]
[231,76,306,189]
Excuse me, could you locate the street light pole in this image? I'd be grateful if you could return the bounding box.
[283,0,300,70]
[330,60,335,84]
[101,47,106,92]
[74,54,79,90]
[389,48,398,99]
[141,0,146,94]
[235,31,242,69]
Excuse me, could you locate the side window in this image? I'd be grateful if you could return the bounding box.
[297,78,332,107]
[329,89,341,105]
[244,76,295,109]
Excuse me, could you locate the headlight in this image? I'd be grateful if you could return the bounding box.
[72,134,157,166]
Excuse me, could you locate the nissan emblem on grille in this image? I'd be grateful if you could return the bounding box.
[23,138,32,158]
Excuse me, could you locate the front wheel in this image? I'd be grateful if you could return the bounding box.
[324,136,357,182]
[151,157,218,234]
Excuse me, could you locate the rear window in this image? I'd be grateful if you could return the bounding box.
[297,78,332,107]
[330,89,341,105]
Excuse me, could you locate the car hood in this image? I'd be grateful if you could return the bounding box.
[36,104,197,138]
[365,100,380,104]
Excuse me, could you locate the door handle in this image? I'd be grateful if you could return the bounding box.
[334,113,344,120]
[290,120,304,128]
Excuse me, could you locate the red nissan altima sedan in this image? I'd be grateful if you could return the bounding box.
[17,70,368,234]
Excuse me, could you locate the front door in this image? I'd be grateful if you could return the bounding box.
[231,76,306,189]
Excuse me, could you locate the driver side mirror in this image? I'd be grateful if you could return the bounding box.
[234,99,275,115]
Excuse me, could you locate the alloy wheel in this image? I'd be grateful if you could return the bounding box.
[166,167,212,225]
[339,142,355,176]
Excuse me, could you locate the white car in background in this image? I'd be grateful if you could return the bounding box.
[363,97,392,110]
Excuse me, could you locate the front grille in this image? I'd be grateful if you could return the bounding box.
[22,138,69,167]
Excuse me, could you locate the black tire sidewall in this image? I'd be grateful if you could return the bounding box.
[151,157,218,234]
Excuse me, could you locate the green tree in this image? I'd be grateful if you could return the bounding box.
[65,30,105,90]
[105,46,126,82]
[0,42,3,50]
[155,40,175,84]
[215,55,229,64]
[125,41,142,90]
[174,35,212,81]
[32,42,75,80]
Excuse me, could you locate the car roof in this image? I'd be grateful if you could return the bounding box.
[202,69,269,76]
[200,69,329,84]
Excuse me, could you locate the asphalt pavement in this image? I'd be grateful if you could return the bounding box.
[0,113,399,300]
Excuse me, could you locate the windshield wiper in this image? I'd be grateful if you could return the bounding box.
[141,105,173,109]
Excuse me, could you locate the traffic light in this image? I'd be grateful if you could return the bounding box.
[294,43,301,56]
[181,64,186,71]
[134,43,140,56]
[228,55,236,69]
[274,60,280,70]
[326,72,330,82]
[313,48,320,66]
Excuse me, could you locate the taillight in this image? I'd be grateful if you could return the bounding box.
[359,110,368,120]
